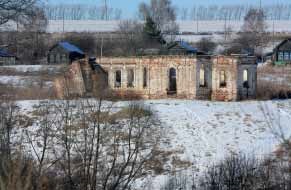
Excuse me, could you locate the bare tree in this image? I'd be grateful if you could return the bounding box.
[139,0,178,38]
[196,37,217,54]
[0,99,20,159]
[238,8,269,56]
[117,20,144,55]
[25,101,58,189]
[32,96,160,190]
[0,0,39,25]
[259,102,291,190]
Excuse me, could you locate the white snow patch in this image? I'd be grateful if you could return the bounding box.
[1,65,64,73]
[13,99,291,189]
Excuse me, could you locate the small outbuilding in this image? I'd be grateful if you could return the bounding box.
[272,38,291,65]
[0,49,16,65]
[167,41,197,55]
[48,42,85,64]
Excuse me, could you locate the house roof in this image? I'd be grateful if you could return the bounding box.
[178,41,197,52]
[167,41,197,53]
[0,49,15,57]
[274,38,291,51]
[58,41,84,55]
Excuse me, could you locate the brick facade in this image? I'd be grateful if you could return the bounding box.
[55,55,257,101]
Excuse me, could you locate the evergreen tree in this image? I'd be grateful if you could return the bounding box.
[143,16,165,44]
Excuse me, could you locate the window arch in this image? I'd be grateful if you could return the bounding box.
[219,70,226,87]
[114,70,121,88]
[199,64,207,87]
[127,69,134,88]
[243,69,249,88]
[168,68,177,93]
[143,67,147,88]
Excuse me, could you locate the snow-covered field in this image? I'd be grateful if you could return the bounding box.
[0,75,52,87]
[46,20,291,33]
[1,20,291,33]
[15,99,291,188]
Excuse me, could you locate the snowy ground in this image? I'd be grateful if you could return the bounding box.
[139,100,290,187]
[0,65,65,74]
[15,99,291,188]
[0,65,65,88]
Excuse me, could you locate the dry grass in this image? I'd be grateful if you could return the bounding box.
[257,65,291,100]
[109,105,153,124]
[0,85,57,100]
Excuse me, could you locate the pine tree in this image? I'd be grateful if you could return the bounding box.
[143,16,165,44]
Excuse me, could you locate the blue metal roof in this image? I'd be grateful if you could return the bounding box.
[58,42,84,55]
[0,49,15,57]
[178,41,197,53]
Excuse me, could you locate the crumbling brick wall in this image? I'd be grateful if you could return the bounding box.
[211,56,257,101]
[54,55,257,101]
[54,58,108,98]
[196,56,212,99]
[54,61,86,98]
[99,56,199,99]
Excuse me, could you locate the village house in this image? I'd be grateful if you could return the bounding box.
[0,49,17,65]
[48,41,85,64]
[269,38,291,65]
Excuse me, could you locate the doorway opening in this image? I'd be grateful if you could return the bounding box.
[168,68,177,95]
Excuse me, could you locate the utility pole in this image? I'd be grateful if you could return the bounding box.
[196,12,199,34]
[104,0,108,20]
[62,10,65,35]
[259,0,262,10]
[272,18,275,49]
[224,12,227,41]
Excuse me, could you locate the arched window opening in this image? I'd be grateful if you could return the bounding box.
[243,69,249,88]
[168,68,177,94]
[115,70,121,88]
[199,64,207,87]
[127,69,134,88]
[143,67,147,88]
[219,70,227,87]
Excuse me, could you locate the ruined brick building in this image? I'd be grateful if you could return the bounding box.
[55,54,257,101]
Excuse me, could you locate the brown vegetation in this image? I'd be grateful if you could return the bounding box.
[257,65,291,100]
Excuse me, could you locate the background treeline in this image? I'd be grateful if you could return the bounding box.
[45,4,122,20]
[179,4,291,20]
[44,4,291,21]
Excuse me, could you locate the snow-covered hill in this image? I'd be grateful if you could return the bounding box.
[15,99,291,189]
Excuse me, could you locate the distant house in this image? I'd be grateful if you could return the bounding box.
[167,41,198,55]
[48,42,85,64]
[272,39,291,65]
[0,49,16,66]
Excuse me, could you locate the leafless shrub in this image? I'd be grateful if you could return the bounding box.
[20,99,160,190]
[198,153,291,190]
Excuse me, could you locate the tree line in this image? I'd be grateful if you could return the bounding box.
[43,4,291,21]
[45,4,122,20]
